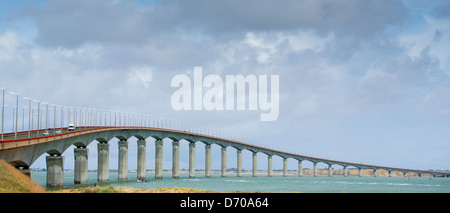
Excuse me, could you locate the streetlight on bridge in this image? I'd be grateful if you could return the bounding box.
[50,104,57,137]
[9,91,19,142]
[23,97,32,140]
[42,102,48,135]
[57,105,63,134]
[1,87,5,144]
[33,100,40,139]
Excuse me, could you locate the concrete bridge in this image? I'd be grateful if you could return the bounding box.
[1,125,449,187]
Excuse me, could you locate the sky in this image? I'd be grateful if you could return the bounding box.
[0,0,450,171]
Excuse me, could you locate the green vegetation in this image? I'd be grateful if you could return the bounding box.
[0,159,46,193]
[55,186,218,193]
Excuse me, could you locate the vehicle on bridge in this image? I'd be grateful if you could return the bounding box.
[68,124,75,131]
[43,130,50,136]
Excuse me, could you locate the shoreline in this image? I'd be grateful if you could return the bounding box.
[53,185,223,193]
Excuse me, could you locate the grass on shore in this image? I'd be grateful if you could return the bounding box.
[54,185,218,193]
[0,159,46,193]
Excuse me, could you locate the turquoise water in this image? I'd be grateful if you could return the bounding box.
[32,171,450,193]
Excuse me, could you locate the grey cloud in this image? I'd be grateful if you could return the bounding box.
[352,46,442,109]
[436,4,450,18]
[23,0,407,48]
[177,0,406,36]
[433,30,444,44]
[24,0,158,47]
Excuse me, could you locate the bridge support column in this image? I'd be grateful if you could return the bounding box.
[118,140,128,181]
[74,147,88,184]
[205,144,211,178]
[46,155,64,188]
[268,156,273,177]
[137,139,146,180]
[313,162,318,177]
[172,141,179,178]
[189,142,195,178]
[283,158,288,177]
[358,168,362,177]
[373,169,377,177]
[97,142,109,182]
[155,139,163,179]
[252,152,257,177]
[237,149,242,177]
[388,170,392,177]
[328,164,333,177]
[221,147,227,177]
[298,160,303,177]
[343,166,348,177]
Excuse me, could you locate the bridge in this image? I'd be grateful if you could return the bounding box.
[0,89,449,187]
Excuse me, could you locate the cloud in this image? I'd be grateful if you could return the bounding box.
[175,0,406,37]
[127,66,153,89]
[0,29,20,60]
[22,0,407,48]
[25,0,154,47]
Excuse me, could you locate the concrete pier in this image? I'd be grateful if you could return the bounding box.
[283,158,287,177]
[268,155,273,177]
[298,160,303,177]
[252,152,257,177]
[118,140,128,181]
[221,147,227,177]
[155,139,163,179]
[205,144,211,178]
[97,142,109,182]
[343,166,348,177]
[373,169,378,177]
[74,147,88,184]
[172,141,180,178]
[359,168,363,177]
[189,142,195,178]
[137,139,146,180]
[237,149,242,177]
[328,164,333,177]
[46,155,64,188]
[313,162,318,177]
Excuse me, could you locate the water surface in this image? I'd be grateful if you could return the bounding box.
[32,171,450,193]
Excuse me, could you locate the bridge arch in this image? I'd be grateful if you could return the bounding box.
[73,142,88,148]
[133,134,146,141]
[115,135,129,141]
[9,160,29,168]
[95,138,108,143]
[166,136,179,142]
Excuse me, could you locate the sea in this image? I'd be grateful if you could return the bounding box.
[31,171,450,193]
